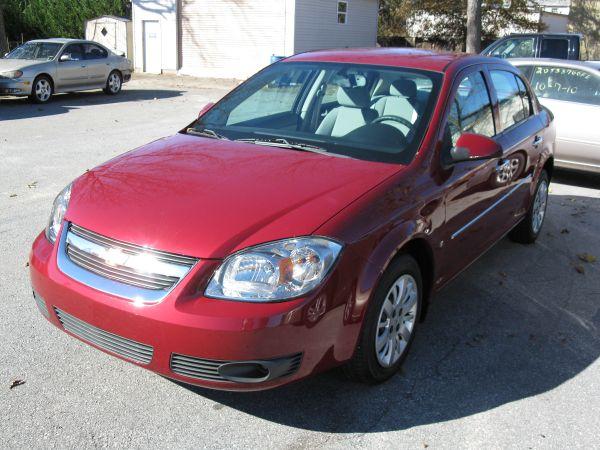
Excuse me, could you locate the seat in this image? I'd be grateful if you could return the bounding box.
[316,87,377,137]
[371,79,419,125]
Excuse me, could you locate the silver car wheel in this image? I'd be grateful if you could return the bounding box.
[35,79,52,102]
[108,73,121,93]
[375,274,418,368]
[532,179,548,234]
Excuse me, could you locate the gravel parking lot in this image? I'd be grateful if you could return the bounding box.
[1,75,599,449]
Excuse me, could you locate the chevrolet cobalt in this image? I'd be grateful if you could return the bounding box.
[30,49,555,390]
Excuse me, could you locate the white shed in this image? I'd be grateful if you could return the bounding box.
[131,0,378,78]
[85,15,133,58]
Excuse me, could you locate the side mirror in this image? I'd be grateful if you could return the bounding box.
[450,133,503,163]
[198,102,215,118]
[59,54,71,62]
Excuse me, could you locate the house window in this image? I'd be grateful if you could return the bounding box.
[337,1,347,24]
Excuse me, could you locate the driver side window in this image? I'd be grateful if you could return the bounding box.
[446,71,495,147]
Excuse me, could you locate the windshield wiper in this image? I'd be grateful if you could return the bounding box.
[186,127,229,140]
[236,138,337,156]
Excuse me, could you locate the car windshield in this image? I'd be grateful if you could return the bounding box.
[5,42,62,60]
[188,62,442,163]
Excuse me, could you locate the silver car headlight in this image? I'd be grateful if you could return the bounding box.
[1,70,23,79]
[205,237,343,302]
[45,183,72,244]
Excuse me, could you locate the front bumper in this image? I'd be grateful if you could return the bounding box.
[29,230,360,391]
[0,78,33,95]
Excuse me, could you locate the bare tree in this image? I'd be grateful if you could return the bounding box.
[0,1,9,54]
[466,0,482,53]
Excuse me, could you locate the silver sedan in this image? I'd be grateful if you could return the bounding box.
[0,38,133,103]
[512,58,600,173]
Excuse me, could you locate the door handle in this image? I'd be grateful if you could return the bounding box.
[533,135,543,147]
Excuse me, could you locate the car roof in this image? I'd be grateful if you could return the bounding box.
[284,48,499,73]
[506,33,582,37]
[510,58,600,71]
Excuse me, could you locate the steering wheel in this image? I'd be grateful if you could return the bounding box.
[372,115,417,137]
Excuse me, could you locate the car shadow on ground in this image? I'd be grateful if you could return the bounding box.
[177,191,600,433]
[0,88,184,121]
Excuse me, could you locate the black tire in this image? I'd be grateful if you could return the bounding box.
[29,75,53,103]
[509,170,550,244]
[344,254,423,384]
[103,70,122,95]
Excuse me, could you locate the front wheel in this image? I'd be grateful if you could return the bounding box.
[103,71,122,95]
[344,254,422,384]
[509,170,549,244]
[29,76,53,103]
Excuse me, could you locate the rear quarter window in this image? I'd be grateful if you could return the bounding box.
[530,66,600,106]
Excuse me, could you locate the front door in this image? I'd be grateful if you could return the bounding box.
[436,67,505,283]
[143,20,161,74]
[56,44,88,90]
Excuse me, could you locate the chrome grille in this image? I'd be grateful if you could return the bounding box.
[170,352,303,383]
[54,307,154,364]
[64,223,197,293]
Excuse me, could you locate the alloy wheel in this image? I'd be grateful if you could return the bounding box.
[108,73,121,93]
[375,274,418,368]
[35,79,51,102]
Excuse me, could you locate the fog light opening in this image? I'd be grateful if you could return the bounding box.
[218,362,271,383]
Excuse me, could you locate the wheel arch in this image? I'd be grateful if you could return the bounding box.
[34,73,55,89]
[543,155,554,180]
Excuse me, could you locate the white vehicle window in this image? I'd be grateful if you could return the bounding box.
[530,65,600,106]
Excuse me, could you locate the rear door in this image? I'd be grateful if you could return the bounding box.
[55,44,88,90]
[486,67,545,227]
[83,43,111,87]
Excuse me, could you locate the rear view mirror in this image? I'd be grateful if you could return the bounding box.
[450,133,503,163]
[198,102,215,118]
[59,54,71,62]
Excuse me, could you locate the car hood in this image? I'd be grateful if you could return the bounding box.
[66,133,402,258]
[0,59,38,71]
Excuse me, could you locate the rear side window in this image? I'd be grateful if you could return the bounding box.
[84,43,108,60]
[529,66,600,106]
[540,39,569,59]
[489,37,535,59]
[490,70,530,131]
[445,71,495,146]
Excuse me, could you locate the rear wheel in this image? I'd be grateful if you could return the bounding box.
[104,71,122,95]
[344,254,422,384]
[509,170,549,244]
[29,76,53,103]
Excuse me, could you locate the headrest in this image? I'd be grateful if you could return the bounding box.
[337,87,371,108]
[390,79,417,99]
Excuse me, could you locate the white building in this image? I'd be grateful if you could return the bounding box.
[131,0,379,79]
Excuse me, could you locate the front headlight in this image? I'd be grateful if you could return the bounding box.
[205,237,343,302]
[45,183,72,244]
[1,70,23,79]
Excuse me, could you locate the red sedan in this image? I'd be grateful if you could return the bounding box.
[30,49,554,391]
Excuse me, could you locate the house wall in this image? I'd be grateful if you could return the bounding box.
[293,0,378,53]
[132,0,178,72]
[179,0,295,79]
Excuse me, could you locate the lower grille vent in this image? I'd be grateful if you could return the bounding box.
[54,308,153,365]
[170,352,303,383]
